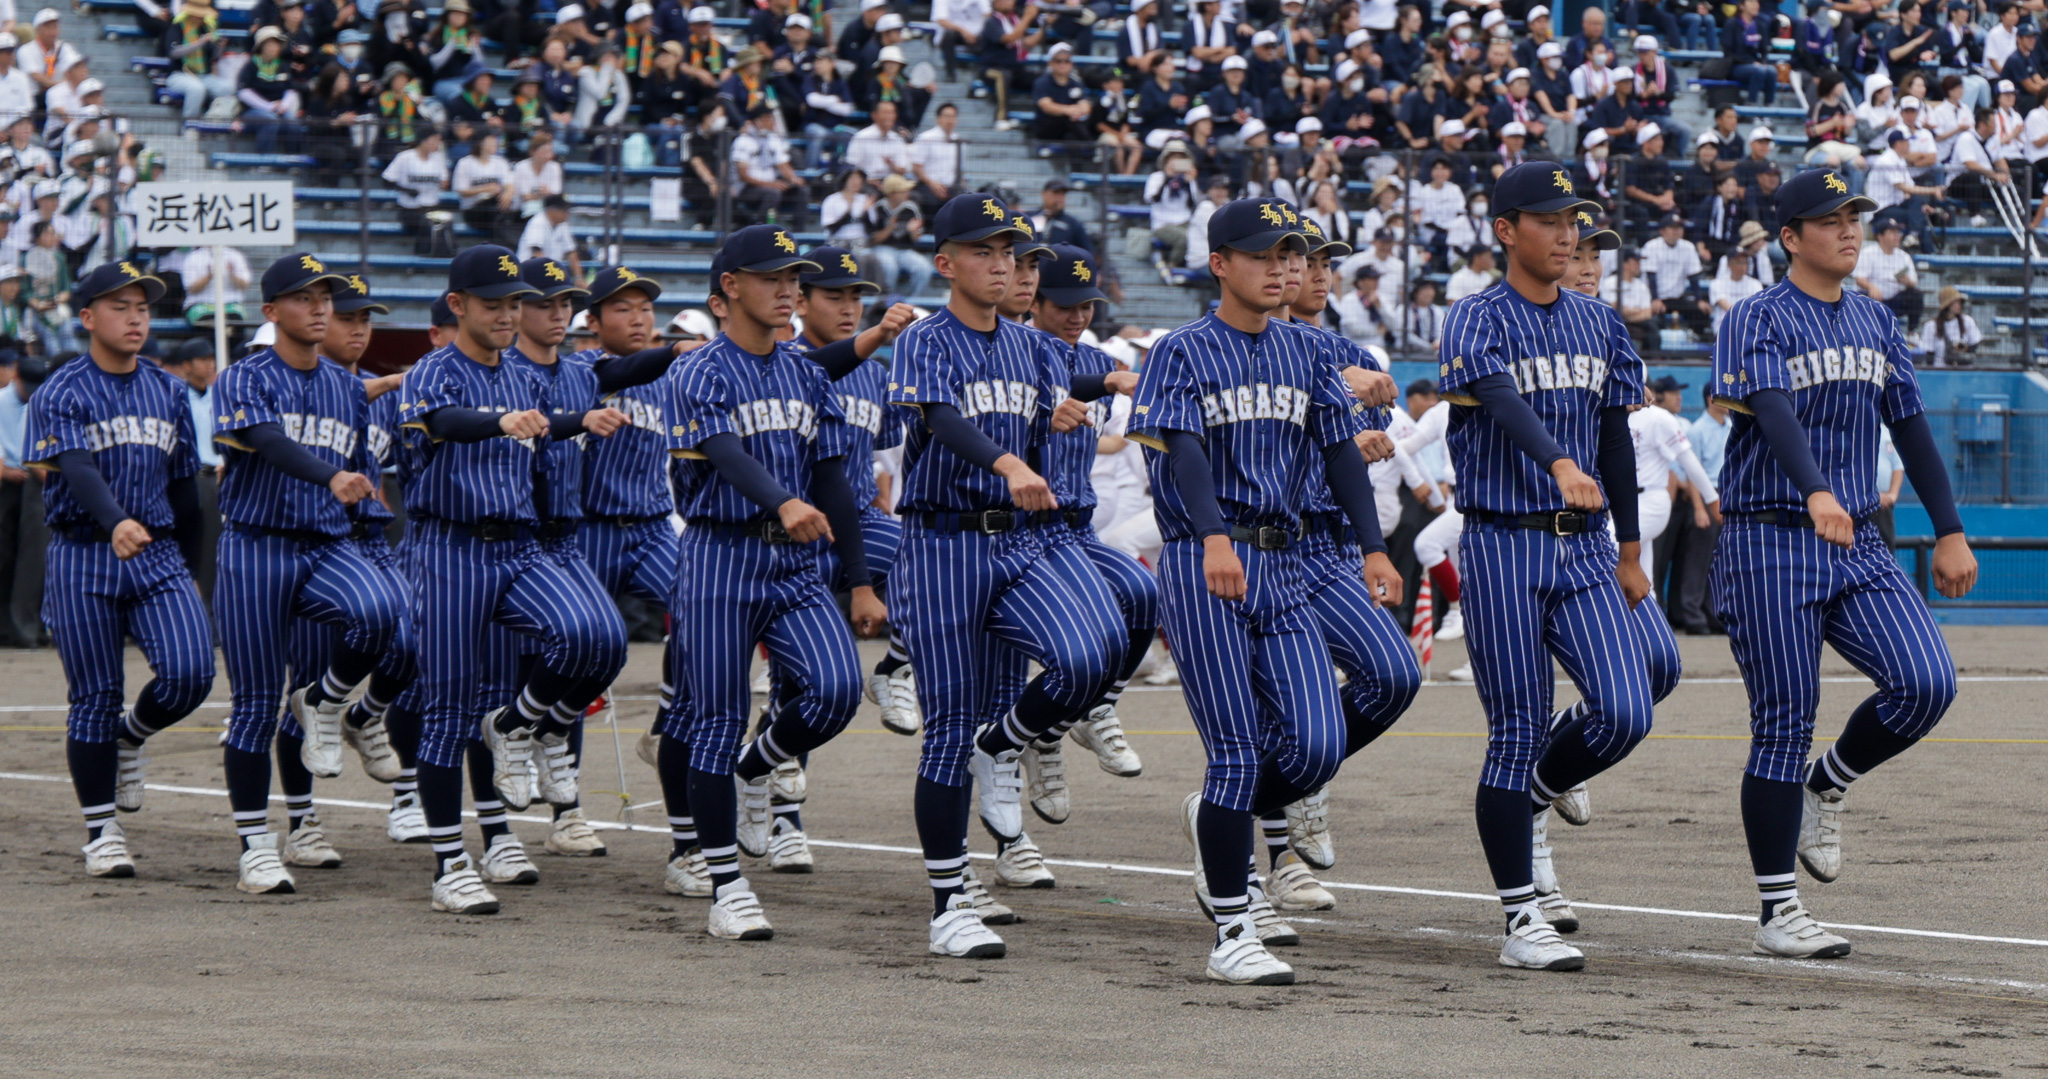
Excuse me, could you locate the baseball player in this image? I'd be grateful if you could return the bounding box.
[1437,162,1654,972]
[886,193,1127,960]
[1130,197,1389,985]
[396,244,629,915]
[26,263,215,879]
[209,254,410,894]
[271,272,420,872]
[1711,168,1975,959]
[658,225,875,941]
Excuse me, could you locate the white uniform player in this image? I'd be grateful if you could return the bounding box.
[1090,393,1152,539]
[1615,403,1719,578]
[1403,398,1466,648]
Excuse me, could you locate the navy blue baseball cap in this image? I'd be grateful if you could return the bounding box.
[1299,214,1352,257]
[1037,244,1107,307]
[721,224,825,276]
[932,193,1032,246]
[261,252,349,303]
[800,245,878,292]
[76,259,166,305]
[1775,166,1877,222]
[584,264,664,307]
[2020,20,2039,36]
[448,244,537,299]
[1013,214,1054,262]
[429,295,455,326]
[331,272,390,314]
[1490,161,1601,217]
[1574,209,1621,251]
[519,256,589,300]
[1207,197,1310,254]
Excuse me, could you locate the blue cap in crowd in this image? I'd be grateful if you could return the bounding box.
[261,252,348,303]
[1575,209,1621,251]
[1490,161,1602,217]
[430,295,455,326]
[931,193,1031,246]
[584,264,663,307]
[331,272,390,314]
[1036,244,1106,307]
[447,244,538,299]
[520,256,589,300]
[800,245,878,292]
[1774,167,1876,223]
[1206,197,1309,255]
[1300,214,1351,258]
[76,260,166,305]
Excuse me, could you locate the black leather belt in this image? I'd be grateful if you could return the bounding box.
[426,517,527,542]
[350,520,383,540]
[1298,511,1350,540]
[1026,507,1095,529]
[689,517,796,544]
[918,509,1021,534]
[589,514,667,528]
[229,521,345,545]
[1227,523,1298,550]
[1734,509,1871,530]
[59,523,155,543]
[1466,509,1599,535]
[537,518,580,540]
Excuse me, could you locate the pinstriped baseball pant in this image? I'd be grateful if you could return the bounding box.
[991,524,1160,722]
[44,536,215,743]
[1712,519,1956,783]
[479,534,626,715]
[283,534,421,736]
[581,516,679,608]
[1299,529,1423,739]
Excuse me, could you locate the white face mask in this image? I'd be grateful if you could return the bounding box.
[1590,144,1609,160]
[1543,55,1562,70]
[1346,76,1365,92]
[1452,26,1471,41]
[1282,73,1300,91]
[1471,200,1488,216]
[340,43,363,62]
[1590,52,1609,69]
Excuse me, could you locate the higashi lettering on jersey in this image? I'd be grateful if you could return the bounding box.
[732,397,820,439]
[958,379,1040,420]
[1200,382,1314,428]
[1783,346,1891,391]
[82,414,181,454]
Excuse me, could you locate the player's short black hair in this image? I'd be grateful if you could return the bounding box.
[1406,378,1439,397]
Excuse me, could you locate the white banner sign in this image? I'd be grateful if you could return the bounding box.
[134,181,296,247]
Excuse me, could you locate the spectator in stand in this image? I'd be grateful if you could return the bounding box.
[373,62,421,153]
[621,4,660,88]
[1601,247,1656,348]
[837,0,885,60]
[1937,1,1988,109]
[1303,175,1357,251]
[748,0,795,53]
[1400,278,1441,353]
[18,9,78,94]
[1334,265,1390,348]
[1183,172,1227,271]
[911,101,963,209]
[873,46,937,129]
[1691,172,1744,265]
[163,3,232,122]
[796,50,854,171]
[1183,0,1240,96]
[1722,0,1777,105]
[0,349,48,646]
[1588,66,1644,155]
[1394,68,1449,147]
[1946,106,2009,215]
[1562,5,1610,71]
[1120,0,1166,74]
[421,0,482,104]
[1642,212,1709,335]
[553,4,608,64]
[640,41,694,166]
[1262,61,1311,134]
[1489,68,1547,148]
[681,109,723,227]
[1380,5,1426,84]
[1569,41,1619,134]
[1323,59,1385,156]
[1918,285,1981,366]
[936,0,994,81]
[1885,0,1939,85]
[1137,54,1189,133]
[1928,73,1974,162]
[1530,41,1576,147]
[1896,92,1941,168]
[40,59,91,145]
[1143,140,1198,271]
[845,99,913,183]
[1631,36,1691,154]
[518,193,580,276]
[1621,122,1674,231]
[1445,244,1496,302]
[239,27,306,154]
[1447,63,1495,144]
[1092,67,1142,176]
[979,0,1042,132]
[1867,128,1941,240]
[717,46,779,131]
[1033,178,1092,253]
[1679,131,1723,207]
[1993,79,2027,164]
[1741,159,1785,234]
[770,15,818,129]
[865,174,931,297]
[1732,124,1779,192]
[677,6,729,105]
[1854,216,1924,324]
[1806,71,1865,176]
[532,38,579,140]
[819,166,873,245]
[452,129,511,241]
[1707,243,1762,334]
[1512,5,1553,71]
[381,125,446,253]
[1245,30,1287,100]
[1033,42,1094,147]
[305,61,371,172]
[1703,102,1743,165]
[178,243,252,332]
[366,0,427,79]
[275,0,324,84]
[446,70,504,153]
[731,102,808,227]
[576,43,635,140]
[1407,153,1465,261]
[20,221,68,353]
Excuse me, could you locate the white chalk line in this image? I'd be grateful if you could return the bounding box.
[4,769,2043,951]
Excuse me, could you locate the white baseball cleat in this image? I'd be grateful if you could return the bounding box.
[664,849,713,897]
[1022,740,1069,825]
[930,893,1006,958]
[1267,851,1335,911]
[1284,788,1336,870]
[1447,663,1475,683]
[1141,654,1180,686]
[1069,703,1142,776]
[1207,912,1296,985]
[284,817,343,868]
[236,833,297,895]
[750,663,772,697]
[1753,898,1852,958]
[1798,783,1844,883]
[290,688,349,779]
[1552,782,1592,826]
[83,822,135,878]
[961,864,1014,925]
[968,724,1024,842]
[114,742,147,812]
[768,759,806,805]
[1498,908,1585,971]
[342,713,402,782]
[386,791,429,843]
[1437,602,1465,640]
[867,669,921,736]
[1247,886,1300,947]
[543,808,608,856]
[478,834,540,885]
[533,733,579,807]
[1531,808,1578,933]
[478,707,536,810]
[993,832,1055,889]
[431,853,500,914]
[734,772,774,858]
[635,727,661,769]
[766,817,813,873]
[707,878,774,940]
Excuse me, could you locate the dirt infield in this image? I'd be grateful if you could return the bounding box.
[2,628,2045,1077]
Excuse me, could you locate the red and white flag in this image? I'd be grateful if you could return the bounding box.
[1409,577,1434,680]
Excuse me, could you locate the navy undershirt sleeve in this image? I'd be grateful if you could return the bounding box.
[1596,406,1641,543]
[168,475,202,570]
[425,407,513,442]
[1746,388,1832,499]
[698,431,800,513]
[547,412,589,440]
[55,449,132,532]
[1469,372,1568,470]
[1162,429,1229,540]
[592,346,678,392]
[923,403,1011,472]
[808,336,865,380]
[810,456,873,587]
[1068,373,1110,402]
[1321,440,1389,554]
[1889,412,1964,537]
[241,422,344,486]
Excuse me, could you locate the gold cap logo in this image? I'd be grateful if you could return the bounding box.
[497,255,518,276]
[1823,172,1847,193]
[981,198,1005,219]
[300,254,324,272]
[773,231,796,252]
[840,253,858,274]
[347,274,367,294]
[544,262,565,281]
[1553,170,1573,193]
[1074,262,1092,283]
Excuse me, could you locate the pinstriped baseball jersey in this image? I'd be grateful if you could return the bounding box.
[1128,313,1367,541]
[1300,322,1389,516]
[1438,282,1646,516]
[1710,280,1923,519]
[352,371,397,526]
[663,335,849,521]
[567,346,677,519]
[815,354,902,511]
[211,349,368,537]
[23,358,200,529]
[397,344,550,523]
[886,309,1057,514]
[1037,338,1115,511]
[500,346,598,521]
